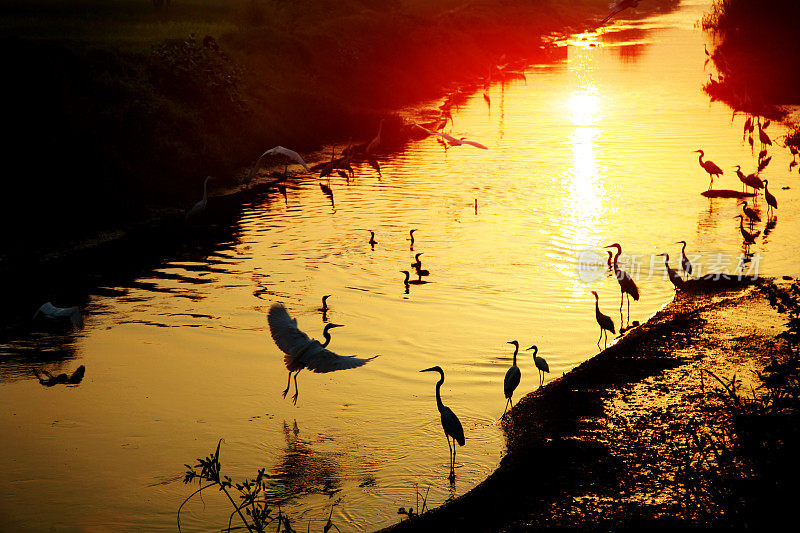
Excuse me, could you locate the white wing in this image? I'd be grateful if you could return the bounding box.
[431,131,458,144]
[267,303,376,373]
[34,302,83,328]
[461,140,488,150]
[268,146,311,172]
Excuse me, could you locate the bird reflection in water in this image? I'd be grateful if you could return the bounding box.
[270,420,343,501]
[33,365,85,387]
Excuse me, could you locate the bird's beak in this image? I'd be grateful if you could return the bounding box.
[420,367,436,373]
[525,345,536,351]
[329,324,344,329]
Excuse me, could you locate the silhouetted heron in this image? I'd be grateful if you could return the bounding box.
[591,291,615,348]
[503,341,522,415]
[420,365,465,482]
[658,253,685,290]
[676,240,693,280]
[694,150,723,190]
[267,303,377,405]
[605,243,640,319]
[186,176,212,221]
[525,345,549,386]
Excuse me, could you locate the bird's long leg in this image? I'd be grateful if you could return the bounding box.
[597,326,603,346]
[446,435,454,478]
[291,369,302,405]
[452,439,457,478]
[626,294,631,325]
[282,371,292,398]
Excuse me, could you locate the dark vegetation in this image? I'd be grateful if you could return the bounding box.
[1,0,678,260]
[180,439,342,533]
[702,0,800,115]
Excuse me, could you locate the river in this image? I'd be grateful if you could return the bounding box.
[1,1,798,531]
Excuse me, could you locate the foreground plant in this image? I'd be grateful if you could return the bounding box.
[179,440,289,532]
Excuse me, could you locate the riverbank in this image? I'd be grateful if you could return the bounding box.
[381,277,800,531]
[0,0,678,264]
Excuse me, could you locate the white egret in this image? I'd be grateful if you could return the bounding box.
[420,366,465,482]
[525,345,549,386]
[430,131,488,150]
[694,150,723,190]
[503,341,522,415]
[657,253,685,291]
[244,146,311,186]
[600,0,641,24]
[676,240,693,280]
[33,302,83,329]
[591,291,615,348]
[185,176,212,221]
[366,119,384,154]
[267,303,377,405]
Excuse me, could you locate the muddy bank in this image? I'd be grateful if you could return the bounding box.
[380,277,800,531]
[0,0,679,263]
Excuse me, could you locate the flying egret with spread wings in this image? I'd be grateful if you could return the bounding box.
[245,146,311,185]
[413,124,488,150]
[267,303,377,405]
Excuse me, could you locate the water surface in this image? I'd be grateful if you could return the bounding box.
[2,1,799,531]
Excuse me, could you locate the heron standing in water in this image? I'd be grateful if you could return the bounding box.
[694,150,723,190]
[420,366,465,482]
[605,243,640,321]
[503,341,522,415]
[591,291,615,348]
[525,345,549,386]
[676,240,693,280]
[267,303,377,405]
[658,253,685,290]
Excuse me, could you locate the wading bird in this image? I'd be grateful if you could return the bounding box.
[694,150,723,190]
[366,119,384,154]
[658,253,685,290]
[267,303,377,405]
[591,291,615,348]
[401,270,427,286]
[763,180,778,215]
[600,0,641,25]
[526,345,549,386]
[676,240,693,280]
[409,229,417,247]
[605,243,640,318]
[411,253,423,270]
[503,341,522,415]
[33,302,83,329]
[33,365,85,387]
[431,131,488,150]
[320,295,332,313]
[740,200,761,223]
[244,146,311,186]
[420,366,465,482]
[734,215,760,244]
[186,176,212,221]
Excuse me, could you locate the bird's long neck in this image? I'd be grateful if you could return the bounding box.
[435,374,445,412]
[611,247,621,273]
[531,346,538,358]
[697,152,704,166]
[202,178,209,203]
[322,329,332,348]
[594,295,600,314]
[680,242,687,255]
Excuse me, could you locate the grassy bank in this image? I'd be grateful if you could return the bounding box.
[0,0,679,258]
[380,278,800,531]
